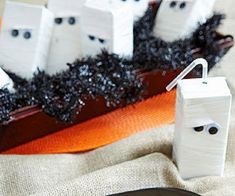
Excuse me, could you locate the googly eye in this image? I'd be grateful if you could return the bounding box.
[170,1,177,8]
[88,35,95,41]
[11,29,19,37]
[134,0,140,2]
[55,18,63,24]
[205,123,220,135]
[194,126,204,132]
[179,2,186,9]
[68,17,76,25]
[208,127,219,135]
[23,31,31,39]
[121,0,127,2]
[98,38,105,44]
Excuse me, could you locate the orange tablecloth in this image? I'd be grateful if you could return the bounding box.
[3,90,176,154]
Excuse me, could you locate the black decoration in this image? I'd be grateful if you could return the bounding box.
[133,8,226,72]
[23,31,31,39]
[68,17,76,25]
[55,17,63,24]
[11,29,19,37]
[0,89,16,122]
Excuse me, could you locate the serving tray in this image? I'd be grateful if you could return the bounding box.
[0,33,233,152]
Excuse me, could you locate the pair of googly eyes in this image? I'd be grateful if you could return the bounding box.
[11,29,32,39]
[170,1,187,9]
[88,35,106,44]
[194,123,220,135]
[55,17,76,25]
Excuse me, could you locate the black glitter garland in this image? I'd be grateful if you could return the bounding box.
[133,8,226,71]
[5,51,144,122]
[0,6,232,123]
[69,51,143,107]
[134,5,158,44]
[192,13,227,71]
[0,89,16,122]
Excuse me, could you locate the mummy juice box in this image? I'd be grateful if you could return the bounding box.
[167,59,232,179]
[153,0,216,42]
[0,1,54,79]
[80,0,134,57]
[46,0,86,75]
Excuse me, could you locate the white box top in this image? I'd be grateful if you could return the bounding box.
[81,0,133,38]
[178,77,231,99]
[47,0,86,17]
[2,1,46,29]
[83,0,133,19]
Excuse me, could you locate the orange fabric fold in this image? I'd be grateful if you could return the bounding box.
[3,90,176,155]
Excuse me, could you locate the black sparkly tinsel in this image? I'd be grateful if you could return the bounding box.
[0,5,231,123]
[4,52,143,123]
[0,89,16,122]
[133,7,226,71]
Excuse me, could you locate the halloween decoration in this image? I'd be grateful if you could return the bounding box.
[154,0,215,41]
[0,1,54,78]
[80,0,134,57]
[46,0,86,75]
[0,6,233,124]
[0,2,233,152]
[167,58,232,179]
[153,0,216,42]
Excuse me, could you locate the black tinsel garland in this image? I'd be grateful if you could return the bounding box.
[6,51,144,122]
[133,8,226,71]
[0,89,16,122]
[0,6,231,123]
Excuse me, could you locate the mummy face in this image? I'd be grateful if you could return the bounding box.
[46,0,86,75]
[0,2,54,79]
[82,34,111,57]
[173,77,232,179]
[80,0,134,57]
[153,0,216,42]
